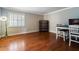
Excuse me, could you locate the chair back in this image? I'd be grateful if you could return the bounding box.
[69,25,79,35]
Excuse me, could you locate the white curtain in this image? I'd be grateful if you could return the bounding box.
[8,12,25,27]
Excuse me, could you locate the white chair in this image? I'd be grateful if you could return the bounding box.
[56,28,69,41]
[69,25,79,46]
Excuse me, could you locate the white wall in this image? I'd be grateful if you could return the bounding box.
[44,7,79,33]
[0,8,43,36]
[25,14,43,33]
[2,7,79,36]
[0,8,2,37]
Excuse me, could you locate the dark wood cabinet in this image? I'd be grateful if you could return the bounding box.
[39,20,49,32]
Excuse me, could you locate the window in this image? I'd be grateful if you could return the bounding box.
[8,12,25,27]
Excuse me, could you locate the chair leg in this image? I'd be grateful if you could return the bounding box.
[63,32,65,41]
[69,40,71,46]
[56,28,58,39]
[69,36,71,46]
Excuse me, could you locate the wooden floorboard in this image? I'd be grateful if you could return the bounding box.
[0,32,79,51]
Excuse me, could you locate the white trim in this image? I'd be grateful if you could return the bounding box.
[49,30,56,33]
[44,7,74,15]
[26,30,39,33]
[8,30,39,36]
[8,32,27,36]
[0,30,39,37]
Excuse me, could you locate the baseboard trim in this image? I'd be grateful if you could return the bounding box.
[8,30,39,36]
[49,30,56,34]
[0,30,56,37]
[8,32,27,36]
[26,30,39,33]
[1,30,39,37]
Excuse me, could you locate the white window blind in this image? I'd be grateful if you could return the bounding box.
[8,12,25,27]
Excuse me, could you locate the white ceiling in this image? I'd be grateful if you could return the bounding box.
[3,7,66,15]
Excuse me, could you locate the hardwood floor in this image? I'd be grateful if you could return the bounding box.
[0,32,79,51]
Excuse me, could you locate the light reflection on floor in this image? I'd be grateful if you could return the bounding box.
[9,40,25,51]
